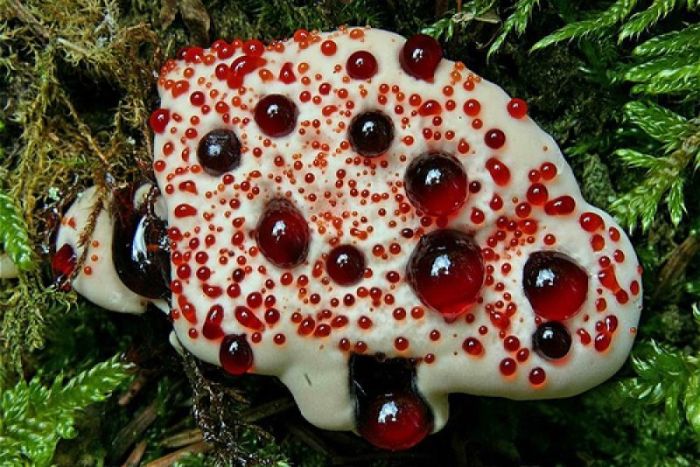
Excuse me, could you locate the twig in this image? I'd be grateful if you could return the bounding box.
[654,232,700,299]
[118,369,150,406]
[121,440,147,467]
[110,402,159,463]
[240,397,295,423]
[145,441,211,467]
[160,428,203,449]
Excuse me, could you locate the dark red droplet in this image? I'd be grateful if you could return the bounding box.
[507,98,528,119]
[52,243,77,290]
[399,34,442,81]
[349,111,394,157]
[579,212,604,232]
[407,229,484,320]
[254,94,298,137]
[196,128,241,175]
[346,51,378,79]
[404,152,467,216]
[529,367,546,385]
[462,337,483,356]
[357,392,432,451]
[499,358,517,376]
[533,321,571,359]
[255,198,310,268]
[149,108,170,133]
[112,186,170,299]
[523,251,588,321]
[326,244,366,286]
[219,334,253,375]
[484,129,506,149]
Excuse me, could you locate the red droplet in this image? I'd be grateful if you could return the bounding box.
[507,98,528,119]
[499,358,517,376]
[523,251,588,321]
[594,332,611,352]
[255,198,310,268]
[243,39,265,56]
[52,243,77,289]
[545,196,576,215]
[321,40,337,56]
[149,108,170,133]
[404,152,467,216]
[197,128,241,175]
[203,305,224,339]
[418,100,441,116]
[534,321,571,359]
[278,62,296,84]
[326,244,366,286]
[254,94,298,137]
[346,50,378,79]
[579,212,604,232]
[349,111,394,157]
[399,34,442,81]
[527,183,548,205]
[485,157,510,186]
[227,55,266,88]
[503,335,520,352]
[219,334,253,375]
[174,203,197,218]
[407,229,484,320]
[357,392,433,451]
[235,305,264,331]
[462,337,483,356]
[529,367,546,385]
[463,99,480,116]
[484,129,506,149]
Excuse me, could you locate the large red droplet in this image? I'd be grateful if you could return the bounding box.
[407,229,484,320]
[52,243,77,290]
[326,244,365,286]
[196,128,241,175]
[357,392,432,451]
[399,34,442,81]
[112,186,170,299]
[254,94,298,137]
[348,111,394,157]
[523,251,588,320]
[346,51,378,79]
[255,198,310,268]
[404,152,467,216]
[219,334,253,375]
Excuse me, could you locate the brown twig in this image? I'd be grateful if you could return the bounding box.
[144,441,211,467]
[654,233,700,299]
[110,402,159,463]
[160,428,204,449]
[121,440,148,467]
[118,369,150,406]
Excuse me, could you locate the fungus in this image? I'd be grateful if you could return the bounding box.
[55,27,643,451]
